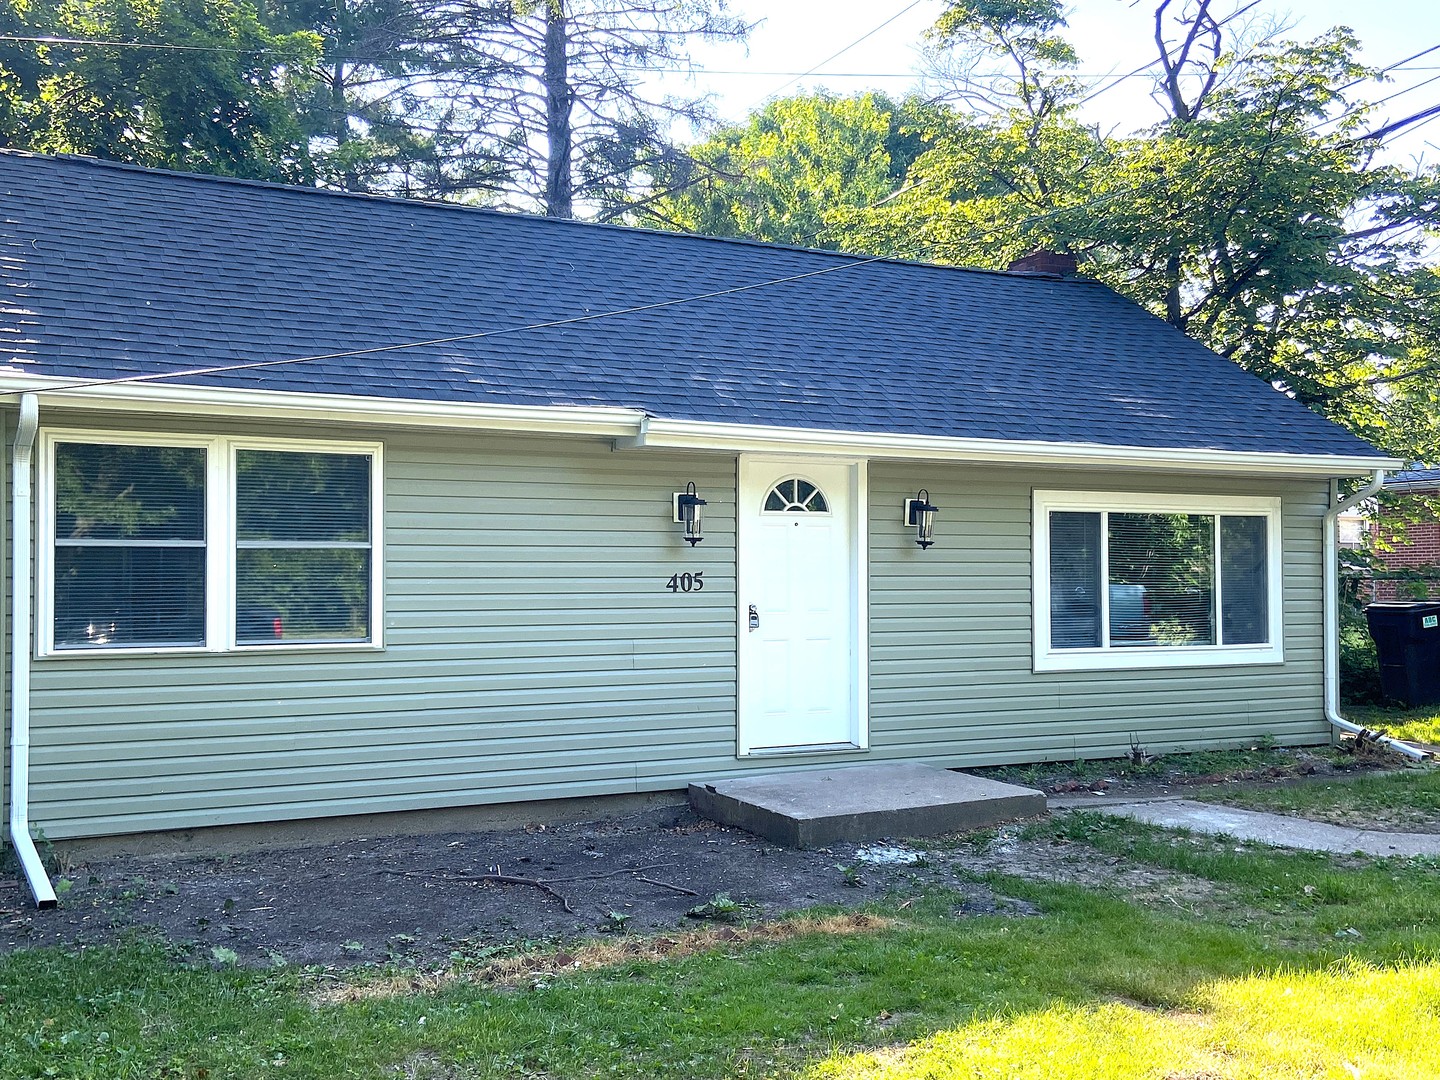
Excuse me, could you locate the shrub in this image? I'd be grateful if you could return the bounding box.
[1339,616,1387,706]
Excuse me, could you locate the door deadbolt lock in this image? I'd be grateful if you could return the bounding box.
[748,604,760,630]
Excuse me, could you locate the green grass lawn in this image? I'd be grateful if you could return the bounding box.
[4,817,1440,1078]
[1350,703,1440,746]
[1189,761,1440,827]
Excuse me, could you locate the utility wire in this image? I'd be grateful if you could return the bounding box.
[2,179,1145,402]
[1364,100,1440,143]
[5,254,899,399]
[9,34,1440,82]
[4,39,1435,402]
[748,0,930,106]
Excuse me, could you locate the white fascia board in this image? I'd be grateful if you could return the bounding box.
[619,417,1403,477]
[0,375,646,437]
[0,374,1402,475]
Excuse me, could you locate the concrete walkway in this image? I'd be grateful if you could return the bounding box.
[1053,796,1440,857]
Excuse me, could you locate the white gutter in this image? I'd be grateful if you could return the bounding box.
[0,375,646,439]
[619,417,1404,478]
[1323,469,1430,761]
[9,394,57,907]
[0,374,1404,477]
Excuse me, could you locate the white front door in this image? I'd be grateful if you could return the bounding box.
[737,458,866,754]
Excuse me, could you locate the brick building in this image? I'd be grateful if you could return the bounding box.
[1369,468,1440,601]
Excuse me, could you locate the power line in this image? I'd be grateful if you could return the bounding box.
[6,252,900,399]
[748,0,930,106]
[10,34,1440,82]
[1365,100,1440,143]
[9,39,1434,403]
[3,37,1434,403]
[1,174,1152,402]
[0,33,253,54]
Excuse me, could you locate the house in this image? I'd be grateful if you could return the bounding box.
[1,150,1404,899]
[1366,469,1440,601]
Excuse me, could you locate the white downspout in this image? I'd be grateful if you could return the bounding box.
[1323,469,1430,762]
[10,394,57,907]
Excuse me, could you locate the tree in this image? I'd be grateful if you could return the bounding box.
[265,0,513,198]
[441,0,751,217]
[837,0,1440,464]
[629,91,934,246]
[924,0,1080,119]
[1,0,322,181]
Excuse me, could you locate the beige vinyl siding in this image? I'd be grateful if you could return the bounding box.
[23,419,739,838]
[867,463,1330,766]
[12,409,1336,840]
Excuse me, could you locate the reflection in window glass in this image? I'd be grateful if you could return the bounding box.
[1050,512,1102,648]
[235,450,371,645]
[1221,516,1269,645]
[53,443,206,649]
[1108,513,1215,647]
[1047,504,1271,653]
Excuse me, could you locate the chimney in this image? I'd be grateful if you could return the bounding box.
[1006,250,1078,277]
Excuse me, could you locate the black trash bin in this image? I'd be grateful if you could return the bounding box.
[1365,602,1440,707]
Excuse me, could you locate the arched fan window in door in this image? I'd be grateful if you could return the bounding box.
[763,478,829,513]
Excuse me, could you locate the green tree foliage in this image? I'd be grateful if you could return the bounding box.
[266,0,511,197]
[630,91,933,247]
[1,0,322,180]
[840,1,1440,464]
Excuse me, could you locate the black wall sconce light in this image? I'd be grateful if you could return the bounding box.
[904,489,938,549]
[673,481,707,545]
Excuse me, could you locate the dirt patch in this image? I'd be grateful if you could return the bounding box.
[935,827,1222,909]
[976,745,1393,802]
[1,806,1021,968]
[313,912,896,1003]
[9,751,1375,970]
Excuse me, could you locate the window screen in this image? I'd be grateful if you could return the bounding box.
[235,450,372,645]
[53,443,207,649]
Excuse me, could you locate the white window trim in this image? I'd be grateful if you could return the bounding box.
[37,428,384,658]
[1032,489,1284,673]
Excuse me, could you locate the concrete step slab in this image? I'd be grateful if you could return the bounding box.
[689,762,1046,848]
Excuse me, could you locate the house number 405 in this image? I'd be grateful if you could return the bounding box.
[666,572,704,593]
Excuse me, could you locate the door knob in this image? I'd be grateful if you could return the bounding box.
[748,604,760,630]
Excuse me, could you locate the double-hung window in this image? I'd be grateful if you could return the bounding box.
[1033,490,1283,672]
[52,442,209,649]
[41,432,382,655]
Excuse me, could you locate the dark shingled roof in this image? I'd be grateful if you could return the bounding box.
[1387,467,1440,490]
[1,151,1386,459]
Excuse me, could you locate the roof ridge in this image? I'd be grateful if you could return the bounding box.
[1,148,1097,284]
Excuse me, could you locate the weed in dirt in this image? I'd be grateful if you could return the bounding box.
[983,742,1359,793]
[686,892,745,922]
[964,828,999,854]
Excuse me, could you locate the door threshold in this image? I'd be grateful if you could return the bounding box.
[742,742,865,758]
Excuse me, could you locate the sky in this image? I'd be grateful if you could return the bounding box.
[659,0,1440,163]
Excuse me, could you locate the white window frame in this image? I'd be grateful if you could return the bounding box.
[38,428,384,658]
[1032,489,1284,673]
